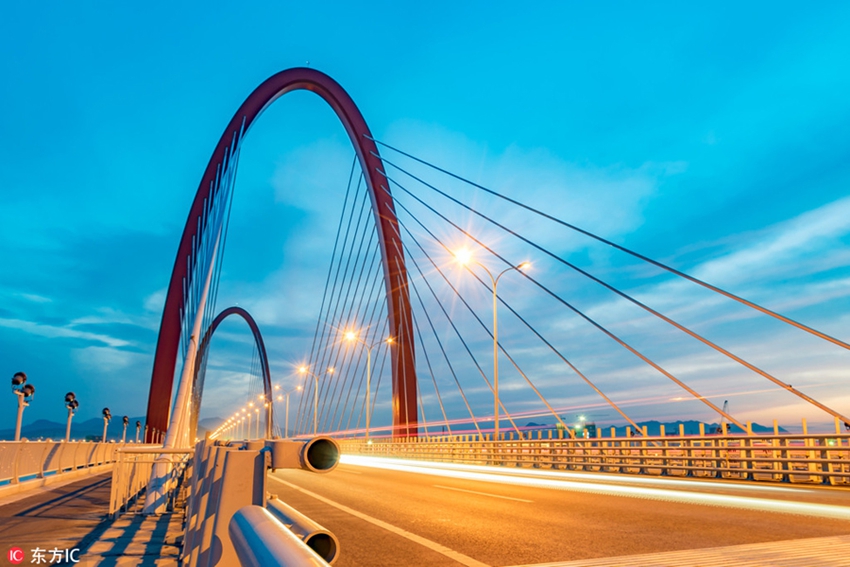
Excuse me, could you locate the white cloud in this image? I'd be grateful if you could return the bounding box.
[0,317,130,348]
[72,345,147,373]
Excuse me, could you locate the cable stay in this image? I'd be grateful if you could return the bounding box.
[380,158,850,426]
[382,171,746,431]
[370,140,850,354]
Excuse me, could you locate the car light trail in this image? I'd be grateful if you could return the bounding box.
[341,456,850,521]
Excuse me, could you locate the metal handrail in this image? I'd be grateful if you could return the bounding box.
[229,506,329,567]
[109,447,193,517]
[340,432,850,486]
[0,441,125,486]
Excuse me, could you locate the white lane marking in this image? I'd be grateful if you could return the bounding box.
[341,456,850,521]
[433,484,533,503]
[268,475,491,567]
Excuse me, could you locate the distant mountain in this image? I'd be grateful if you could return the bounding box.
[0,416,150,442]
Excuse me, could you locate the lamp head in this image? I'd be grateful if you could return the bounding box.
[298,365,308,374]
[453,248,473,266]
[11,371,27,391]
[64,391,76,404]
[102,407,111,421]
[385,337,394,345]
[123,416,129,425]
[21,384,35,400]
[517,261,531,271]
[344,331,356,342]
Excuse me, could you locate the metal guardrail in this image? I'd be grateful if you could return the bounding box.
[0,440,124,485]
[184,438,340,566]
[340,432,850,486]
[230,506,329,567]
[109,447,193,517]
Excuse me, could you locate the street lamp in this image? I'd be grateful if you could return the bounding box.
[254,408,260,438]
[454,248,530,441]
[102,408,112,442]
[11,372,35,442]
[135,420,141,443]
[277,386,301,438]
[344,332,395,441]
[122,416,129,443]
[64,392,79,442]
[246,406,253,440]
[299,366,333,435]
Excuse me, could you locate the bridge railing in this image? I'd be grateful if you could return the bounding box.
[339,432,850,486]
[108,447,193,517]
[0,440,125,487]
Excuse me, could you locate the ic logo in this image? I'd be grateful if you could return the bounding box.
[8,547,24,564]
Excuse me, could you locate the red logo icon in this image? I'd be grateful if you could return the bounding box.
[8,547,25,564]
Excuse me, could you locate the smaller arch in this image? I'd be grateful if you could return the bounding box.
[192,307,274,440]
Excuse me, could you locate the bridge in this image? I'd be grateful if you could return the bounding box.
[3,67,850,566]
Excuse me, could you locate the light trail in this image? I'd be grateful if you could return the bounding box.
[341,456,850,521]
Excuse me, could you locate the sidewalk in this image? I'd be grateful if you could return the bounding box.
[0,472,183,566]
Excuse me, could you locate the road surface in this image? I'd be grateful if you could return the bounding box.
[268,456,850,567]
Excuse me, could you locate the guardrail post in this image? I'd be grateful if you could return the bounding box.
[205,448,266,567]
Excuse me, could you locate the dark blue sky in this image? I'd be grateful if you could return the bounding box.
[2,2,850,432]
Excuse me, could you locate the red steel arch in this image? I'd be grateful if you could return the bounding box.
[145,68,417,441]
[191,307,273,440]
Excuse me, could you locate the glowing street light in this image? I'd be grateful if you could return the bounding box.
[454,248,531,440]
[344,332,395,441]
[299,366,333,435]
[277,385,302,438]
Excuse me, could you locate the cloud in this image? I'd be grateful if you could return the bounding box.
[73,345,147,373]
[0,317,130,348]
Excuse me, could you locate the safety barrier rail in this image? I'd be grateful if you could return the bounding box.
[108,447,193,517]
[340,432,850,486]
[0,440,125,486]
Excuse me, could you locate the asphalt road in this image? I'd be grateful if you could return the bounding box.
[268,457,850,567]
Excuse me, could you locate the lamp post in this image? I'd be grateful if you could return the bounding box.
[454,248,530,441]
[254,408,260,439]
[298,366,335,435]
[64,392,79,442]
[277,386,302,438]
[11,372,35,442]
[102,408,112,442]
[135,421,141,443]
[122,416,129,443]
[344,333,394,441]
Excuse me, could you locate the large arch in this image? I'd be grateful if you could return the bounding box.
[191,306,273,440]
[145,68,417,441]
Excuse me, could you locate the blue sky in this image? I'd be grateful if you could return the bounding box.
[2,2,850,433]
